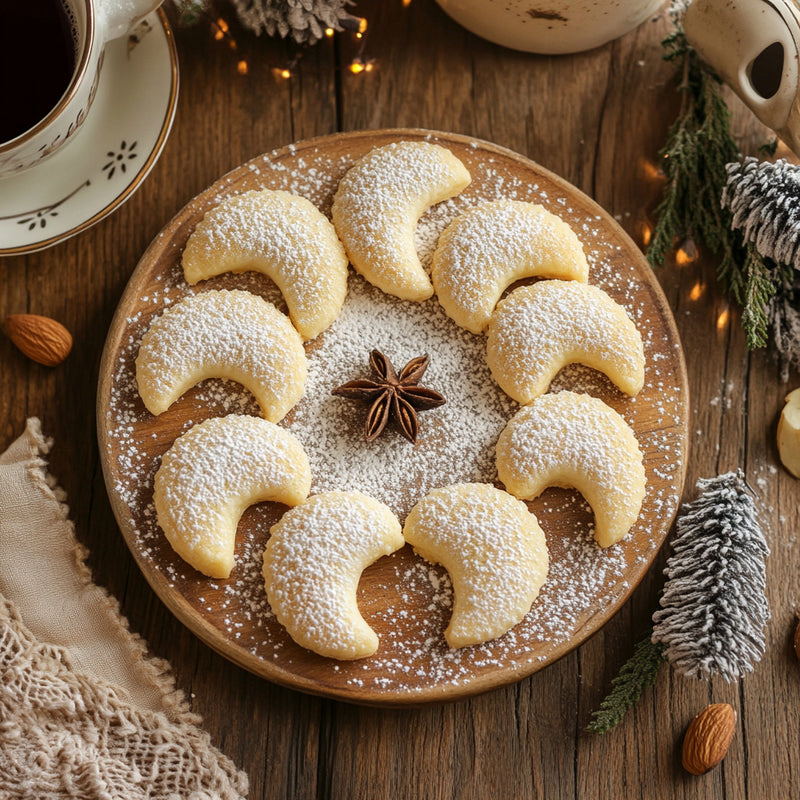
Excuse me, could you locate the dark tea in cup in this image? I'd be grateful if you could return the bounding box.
[0,0,164,177]
[0,0,78,143]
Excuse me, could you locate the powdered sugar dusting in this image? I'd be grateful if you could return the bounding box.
[136,289,306,421]
[101,134,687,700]
[432,199,589,332]
[331,141,470,294]
[155,415,310,565]
[286,273,514,518]
[182,189,348,339]
[497,392,646,547]
[404,484,549,647]
[487,281,645,402]
[264,491,403,659]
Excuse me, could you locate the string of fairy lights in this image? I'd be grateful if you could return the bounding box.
[205,11,731,333]
[639,134,797,333]
[203,1,772,340]
[206,3,391,79]
[635,155,735,330]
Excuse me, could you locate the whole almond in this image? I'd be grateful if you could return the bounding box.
[2,314,73,367]
[682,703,736,775]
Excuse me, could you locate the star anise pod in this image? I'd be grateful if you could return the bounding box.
[332,350,446,443]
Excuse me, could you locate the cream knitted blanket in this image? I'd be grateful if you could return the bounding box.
[0,419,249,799]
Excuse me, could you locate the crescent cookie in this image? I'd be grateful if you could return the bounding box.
[331,141,471,302]
[487,280,645,404]
[431,200,589,334]
[154,415,311,579]
[263,491,404,660]
[181,189,348,340]
[496,391,646,548]
[136,289,306,423]
[404,483,549,649]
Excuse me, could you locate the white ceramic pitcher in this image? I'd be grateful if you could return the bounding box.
[434,0,666,54]
[684,0,800,155]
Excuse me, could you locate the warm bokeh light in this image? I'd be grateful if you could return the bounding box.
[675,239,698,267]
[325,27,335,37]
[212,17,235,48]
[675,248,692,266]
[213,17,230,40]
[640,158,663,181]
[641,222,652,247]
[717,306,730,330]
[273,67,292,79]
[348,58,376,74]
[689,281,704,301]
[237,60,248,75]
[343,16,369,33]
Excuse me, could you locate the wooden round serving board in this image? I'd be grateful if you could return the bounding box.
[97,129,689,705]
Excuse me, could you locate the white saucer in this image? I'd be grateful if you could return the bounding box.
[0,10,178,256]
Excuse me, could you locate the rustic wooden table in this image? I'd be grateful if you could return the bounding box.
[1,2,798,798]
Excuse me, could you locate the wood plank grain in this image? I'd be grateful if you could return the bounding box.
[2,0,799,797]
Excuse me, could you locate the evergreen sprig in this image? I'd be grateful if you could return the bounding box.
[647,20,742,276]
[647,12,793,352]
[586,633,666,735]
[738,243,793,349]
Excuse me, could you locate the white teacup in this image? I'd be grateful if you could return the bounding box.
[434,0,666,54]
[0,0,161,179]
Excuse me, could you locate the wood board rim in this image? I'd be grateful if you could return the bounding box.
[97,127,690,706]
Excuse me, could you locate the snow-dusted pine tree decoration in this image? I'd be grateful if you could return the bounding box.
[652,470,770,681]
[230,0,360,44]
[769,276,800,380]
[722,157,800,272]
[171,0,207,24]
